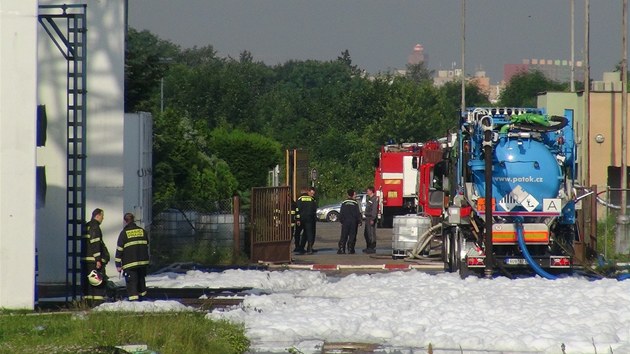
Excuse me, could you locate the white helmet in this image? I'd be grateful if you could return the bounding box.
[88,269,103,287]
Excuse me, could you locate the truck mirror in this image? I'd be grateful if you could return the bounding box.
[412,157,418,169]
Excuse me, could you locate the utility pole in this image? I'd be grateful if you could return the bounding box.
[570,0,575,92]
[622,0,628,218]
[617,0,629,254]
[460,0,466,114]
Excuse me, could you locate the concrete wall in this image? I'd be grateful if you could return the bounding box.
[0,0,38,309]
[37,0,126,283]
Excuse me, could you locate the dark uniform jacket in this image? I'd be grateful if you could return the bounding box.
[296,194,317,222]
[82,219,110,264]
[115,222,150,270]
[339,199,361,225]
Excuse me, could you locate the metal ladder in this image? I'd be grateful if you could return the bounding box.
[39,4,88,301]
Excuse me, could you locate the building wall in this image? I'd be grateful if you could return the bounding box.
[589,92,630,191]
[0,0,38,309]
[539,90,630,218]
[37,0,126,283]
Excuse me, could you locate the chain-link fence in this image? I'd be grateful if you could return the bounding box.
[149,198,249,270]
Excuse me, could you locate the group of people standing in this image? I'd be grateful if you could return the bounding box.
[81,208,150,306]
[337,187,378,254]
[291,186,379,256]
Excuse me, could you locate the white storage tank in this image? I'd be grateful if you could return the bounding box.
[392,214,431,259]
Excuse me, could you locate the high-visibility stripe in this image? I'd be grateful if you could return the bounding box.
[124,240,148,248]
[384,179,402,185]
[122,260,150,269]
[83,295,105,300]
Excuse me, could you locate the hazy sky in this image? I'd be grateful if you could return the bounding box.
[128,1,623,83]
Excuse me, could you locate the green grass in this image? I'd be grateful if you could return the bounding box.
[597,213,630,262]
[0,310,249,354]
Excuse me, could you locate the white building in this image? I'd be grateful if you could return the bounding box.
[0,0,151,309]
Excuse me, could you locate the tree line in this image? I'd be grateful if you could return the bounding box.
[125,28,578,209]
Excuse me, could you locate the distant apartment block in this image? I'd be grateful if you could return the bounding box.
[504,58,584,83]
[433,68,502,103]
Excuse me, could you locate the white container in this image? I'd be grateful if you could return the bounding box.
[392,214,432,257]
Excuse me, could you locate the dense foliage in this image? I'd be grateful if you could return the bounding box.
[126,29,574,203]
[498,70,567,107]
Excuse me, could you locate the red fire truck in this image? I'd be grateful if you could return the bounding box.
[374,142,443,227]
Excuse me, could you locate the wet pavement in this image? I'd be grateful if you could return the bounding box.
[274,221,445,274]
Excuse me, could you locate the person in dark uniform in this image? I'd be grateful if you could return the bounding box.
[296,187,318,254]
[115,213,150,301]
[307,186,318,251]
[81,208,110,306]
[363,186,378,254]
[292,188,307,253]
[338,189,362,254]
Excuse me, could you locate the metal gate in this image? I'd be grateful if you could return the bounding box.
[250,186,292,263]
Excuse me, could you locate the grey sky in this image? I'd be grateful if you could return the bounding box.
[128,1,623,83]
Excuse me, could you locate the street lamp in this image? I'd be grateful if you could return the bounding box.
[159,57,173,113]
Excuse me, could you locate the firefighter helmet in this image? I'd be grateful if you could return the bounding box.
[88,269,103,287]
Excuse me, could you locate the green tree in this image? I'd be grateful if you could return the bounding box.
[152,110,237,212]
[439,80,491,113]
[366,78,454,145]
[406,62,434,84]
[207,128,283,192]
[125,28,179,112]
[499,70,567,107]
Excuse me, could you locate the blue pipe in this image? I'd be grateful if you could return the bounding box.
[516,221,558,280]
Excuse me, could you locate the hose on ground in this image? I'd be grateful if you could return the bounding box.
[408,223,442,259]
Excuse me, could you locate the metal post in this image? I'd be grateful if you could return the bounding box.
[617,0,629,255]
[621,0,628,218]
[160,77,164,113]
[233,195,241,262]
[460,0,466,114]
[570,0,575,92]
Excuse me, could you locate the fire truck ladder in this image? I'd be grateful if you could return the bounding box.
[39,4,88,301]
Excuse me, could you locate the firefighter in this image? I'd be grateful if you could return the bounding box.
[296,187,318,254]
[363,186,378,254]
[115,212,150,301]
[81,208,110,307]
[292,189,307,253]
[338,189,362,254]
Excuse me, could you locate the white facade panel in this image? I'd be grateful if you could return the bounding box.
[37,0,126,283]
[0,0,38,309]
[124,112,153,229]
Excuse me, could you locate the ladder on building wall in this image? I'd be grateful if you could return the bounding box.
[39,4,88,301]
